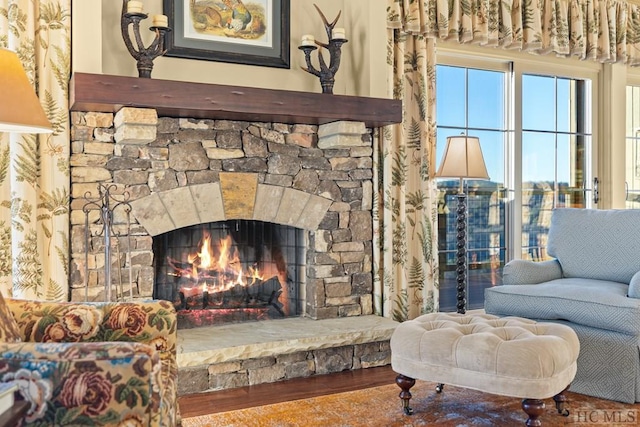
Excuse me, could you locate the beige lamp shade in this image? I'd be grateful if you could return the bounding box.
[0,48,52,133]
[436,135,489,180]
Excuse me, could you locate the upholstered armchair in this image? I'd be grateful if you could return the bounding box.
[0,294,178,426]
[485,208,640,403]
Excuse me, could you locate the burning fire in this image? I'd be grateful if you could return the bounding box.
[169,229,290,316]
[168,232,264,291]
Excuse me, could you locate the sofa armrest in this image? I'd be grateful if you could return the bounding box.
[628,271,640,298]
[6,299,179,425]
[502,259,563,285]
[0,340,161,426]
[6,299,176,353]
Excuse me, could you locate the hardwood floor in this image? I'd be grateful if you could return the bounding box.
[178,365,396,418]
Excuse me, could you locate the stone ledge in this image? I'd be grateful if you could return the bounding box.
[177,315,399,368]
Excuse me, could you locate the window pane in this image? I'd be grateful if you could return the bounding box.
[474,129,504,185]
[437,66,467,128]
[522,75,590,257]
[558,134,588,208]
[468,69,505,129]
[522,131,556,183]
[523,75,556,132]
[626,86,633,136]
[556,78,571,133]
[626,85,640,209]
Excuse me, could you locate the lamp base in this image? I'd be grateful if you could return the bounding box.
[455,193,467,314]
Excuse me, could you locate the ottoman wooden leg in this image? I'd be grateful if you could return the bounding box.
[553,385,571,416]
[522,398,545,427]
[395,374,416,415]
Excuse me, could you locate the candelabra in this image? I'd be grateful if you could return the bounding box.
[83,184,135,302]
[120,0,171,78]
[298,4,348,94]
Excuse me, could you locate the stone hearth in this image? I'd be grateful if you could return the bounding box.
[177,315,397,395]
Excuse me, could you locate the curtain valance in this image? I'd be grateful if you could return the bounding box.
[388,0,640,65]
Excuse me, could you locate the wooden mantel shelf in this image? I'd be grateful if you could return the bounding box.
[69,73,402,128]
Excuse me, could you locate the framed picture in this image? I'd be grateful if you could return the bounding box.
[163,0,290,68]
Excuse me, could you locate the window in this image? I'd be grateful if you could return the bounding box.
[436,49,596,311]
[521,75,591,261]
[436,64,508,311]
[626,85,640,209]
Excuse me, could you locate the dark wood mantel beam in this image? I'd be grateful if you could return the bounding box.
[69,73,402,128]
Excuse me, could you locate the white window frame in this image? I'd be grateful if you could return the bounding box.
[436,42,600,263]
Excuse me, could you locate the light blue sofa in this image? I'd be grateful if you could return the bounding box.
[485,208,640,403]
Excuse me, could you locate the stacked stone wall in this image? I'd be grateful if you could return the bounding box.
[69,108,375,320]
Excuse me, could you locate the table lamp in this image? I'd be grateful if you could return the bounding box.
[0,48,52,133]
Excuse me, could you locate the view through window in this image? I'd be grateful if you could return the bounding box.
[436,61,593,311]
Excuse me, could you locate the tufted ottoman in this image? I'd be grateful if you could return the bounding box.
[390,313,580,426]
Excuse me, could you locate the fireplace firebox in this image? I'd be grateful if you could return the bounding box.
[153,220,305,328]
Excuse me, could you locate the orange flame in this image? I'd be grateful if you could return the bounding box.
[170,231,264,291]
[170,229,290,315]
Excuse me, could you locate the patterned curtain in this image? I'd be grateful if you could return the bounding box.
[423,0,640,66]
[373,4,439,321]
[0,1,70,300]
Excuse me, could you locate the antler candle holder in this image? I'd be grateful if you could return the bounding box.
[120,0,171,78]
[298,4,348,94]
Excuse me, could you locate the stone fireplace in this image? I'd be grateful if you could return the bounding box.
[71,106,377,325]
[69,73,401,392]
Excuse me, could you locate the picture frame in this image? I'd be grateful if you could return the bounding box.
[162,0,290,68]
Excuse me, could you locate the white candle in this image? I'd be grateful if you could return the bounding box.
[152,14,168,28]
[331,28,346,40]
[127,0,143,13]
[301,34,315,47]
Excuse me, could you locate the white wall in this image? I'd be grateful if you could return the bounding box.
[72,0,388,98]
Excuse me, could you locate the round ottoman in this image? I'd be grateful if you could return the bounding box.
[390,312,580,426]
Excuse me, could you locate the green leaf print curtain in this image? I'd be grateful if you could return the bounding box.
[0,1,70,300]
[374,5,439,322]
[421,0,640,65]
[379,0,640,321]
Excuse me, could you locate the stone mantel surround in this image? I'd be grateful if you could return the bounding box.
[68,73,401,393]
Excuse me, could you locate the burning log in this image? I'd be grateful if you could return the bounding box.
[162,226,294,325]
[178,275,282,312]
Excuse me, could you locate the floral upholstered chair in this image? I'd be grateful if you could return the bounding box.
[0,293,178,426]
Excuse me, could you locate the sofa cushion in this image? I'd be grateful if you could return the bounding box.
[0,293,21,342]
[547,209,640,284]
[484,278,640,335]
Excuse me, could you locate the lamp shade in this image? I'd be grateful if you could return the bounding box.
[0,48,52,133]
[436,135,489,180]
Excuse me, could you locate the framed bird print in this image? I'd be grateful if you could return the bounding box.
[163,0,290,68]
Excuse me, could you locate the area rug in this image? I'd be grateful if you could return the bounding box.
[181,381,640,427]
